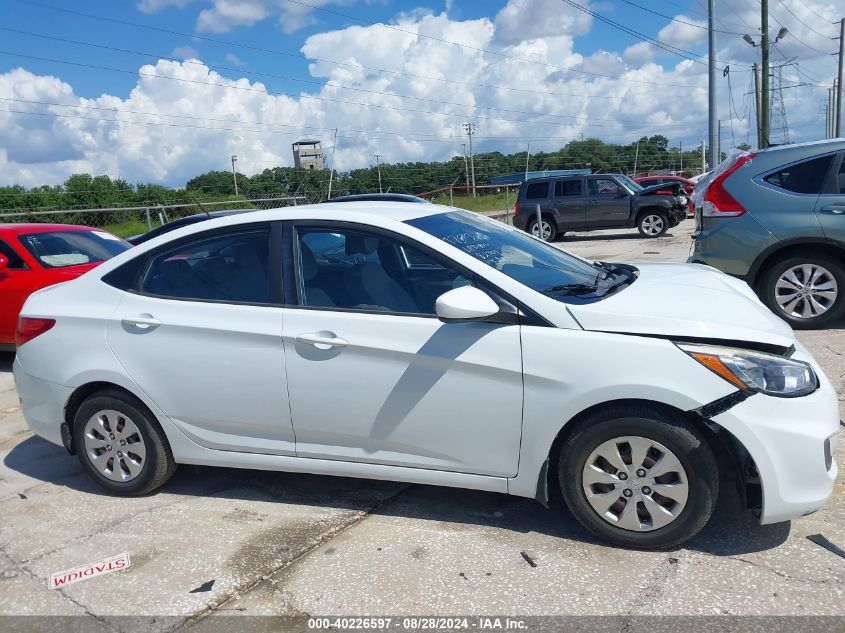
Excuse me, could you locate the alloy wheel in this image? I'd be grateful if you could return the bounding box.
[640,215,665,236]
[531,219,553,241]
[581,435,689,532]
[83,409,147,482]
[774,264,838,320]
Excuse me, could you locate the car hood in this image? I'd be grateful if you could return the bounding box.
[567,262,796,349]
[636,182,684,197]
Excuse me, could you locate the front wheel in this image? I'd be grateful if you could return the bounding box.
[558,404,718,549]
[529,217,557,242]
[758,255,845,329]
[637,212,668,238]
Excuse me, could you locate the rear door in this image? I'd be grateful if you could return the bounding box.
[549,179,585,228]
[105,222,296,455]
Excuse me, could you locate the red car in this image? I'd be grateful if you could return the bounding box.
[0,224,129,350]
[634,175,695,217]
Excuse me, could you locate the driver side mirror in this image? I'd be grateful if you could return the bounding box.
[0,254,8,270]
[436,286,499,323]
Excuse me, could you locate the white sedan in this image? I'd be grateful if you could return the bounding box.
[13,202,839,549]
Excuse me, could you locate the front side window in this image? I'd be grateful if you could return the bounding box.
[407,211,609,301]
[0,239,28,269]
[524,182,549,199]
[554,180,582,197]
[17,230,129,268]
[140,228,270,303]
[764,155,834,194]
[588,178,622,196]
[294,227,470,315]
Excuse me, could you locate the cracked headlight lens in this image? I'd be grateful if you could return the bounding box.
[677,343,818,398]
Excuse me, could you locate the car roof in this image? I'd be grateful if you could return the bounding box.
[0,223,98,234]
[323,193,431,203]
[758,138,845,155]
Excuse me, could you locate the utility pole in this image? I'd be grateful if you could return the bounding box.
[680,141,683,172]
[462,122,477,197]
[837,18,844,137]
[761,0,770,147]
[230,155,239,196]
[327,128,338,200]
[524,141,531,181]
[708,0,718,168]
[829,85,835,138]
[461,143,470,189]
[373,154,383,193]
[717,119,722,164]
[753,63,762,147]
[633,139,640,176]
[701,139,706,173]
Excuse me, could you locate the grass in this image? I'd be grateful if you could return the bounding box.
[432,191,514,214]
[103,220,150,239]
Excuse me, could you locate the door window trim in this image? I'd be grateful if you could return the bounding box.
[282,219,548,325]
[0,238,30,270]
[106,220,283,307]
[752,150,839,197]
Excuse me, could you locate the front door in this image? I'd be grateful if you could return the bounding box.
[586,177,631,227]
[281,223,524,477]
[815,152,845,242]
[105,223,296,455]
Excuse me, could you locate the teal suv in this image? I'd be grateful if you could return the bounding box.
[689,139,845,329]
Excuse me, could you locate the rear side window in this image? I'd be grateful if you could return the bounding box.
[139,228,271,304]
[0,239,27,269]
[524,182,549,199]
[838,158,845,194]
[554,180,582,196]
[763,155,833,194]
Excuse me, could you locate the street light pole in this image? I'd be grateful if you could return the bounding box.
[837,18,844,137]
[462,122,477,197]
[761,0,770,147]
[708,0,718,168]
[230,155,239,196]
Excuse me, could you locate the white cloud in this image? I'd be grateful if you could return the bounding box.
[137,0,198,13]
[494,0,592,46]
[194,0,351,34]
[657,15,707,50]
[225,52,245,66]
[1,0,840,187]
[172,45,200,60]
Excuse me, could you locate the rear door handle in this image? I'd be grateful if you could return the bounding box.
[821,205,845,215]
[121,315,161,329]
[296,332,348,350]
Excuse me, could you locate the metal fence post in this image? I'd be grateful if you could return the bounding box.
[504,185,510,224]
[144,207,152,231]
[448,187,453,206]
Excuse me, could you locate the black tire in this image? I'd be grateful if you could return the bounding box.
[558,403,719,549]
[637,211,669,238]
[757,254,845,330]
[73,389,177,495]
[528,216,557,242]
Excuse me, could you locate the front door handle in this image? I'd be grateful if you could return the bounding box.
[121,315,161,329]
[296,332,348,350]
[821,205,845,215]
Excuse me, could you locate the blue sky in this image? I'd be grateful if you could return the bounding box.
[0,0,841,187]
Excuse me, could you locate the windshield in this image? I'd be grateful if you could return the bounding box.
[18,230,130,268]
[616,174,644,193]
[407,211,608,297]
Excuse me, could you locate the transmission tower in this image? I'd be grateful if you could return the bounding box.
[770,65,790,144]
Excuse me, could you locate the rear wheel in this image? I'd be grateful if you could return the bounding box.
[758,254,845,329]
[637,212,668,238]
[73,390,176,495]
[529,217,557,242]
[558,404,718,549]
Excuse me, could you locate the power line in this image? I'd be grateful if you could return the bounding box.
[13,0,702,90]
[793,0,836,23]
[774,0,838,39]
[618,0,744,35]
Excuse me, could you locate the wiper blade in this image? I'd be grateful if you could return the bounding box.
[540,283,600,296]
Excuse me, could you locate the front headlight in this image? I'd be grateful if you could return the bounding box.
[677,343,817,398]
[677,194,689,206]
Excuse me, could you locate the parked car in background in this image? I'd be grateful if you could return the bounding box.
[689,139,845,329]
[635,175,695,217]
[323,193,431,204]
[13,203,838,549]
[0,224,129,350]
[514,174,688,241]
[127,210,249,246]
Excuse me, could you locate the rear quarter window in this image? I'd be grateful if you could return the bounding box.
[763,155,834,194]
[524,182,549,199]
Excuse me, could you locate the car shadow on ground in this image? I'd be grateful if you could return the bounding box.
[5,434,789,557]
[556,231,680,244]
[0,352,13,373]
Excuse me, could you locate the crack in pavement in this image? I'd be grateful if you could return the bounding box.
[728,555,843,586]
[171,484,413,632]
